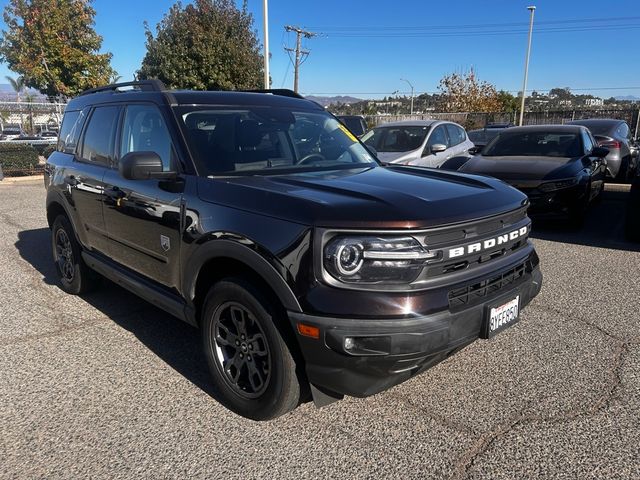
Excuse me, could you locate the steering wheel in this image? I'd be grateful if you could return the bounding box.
[296,153,326,165]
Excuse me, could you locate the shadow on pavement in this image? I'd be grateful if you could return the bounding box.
[530,190,640,252]
[15,227,217,399]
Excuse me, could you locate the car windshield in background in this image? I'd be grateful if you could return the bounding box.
[361,125,429,153]
[483,131,583,157]
[175,107,376,176]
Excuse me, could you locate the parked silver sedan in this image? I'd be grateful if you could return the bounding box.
[362,120,474,168]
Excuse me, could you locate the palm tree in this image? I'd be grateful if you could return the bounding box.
[24,93,37,134]
[5,75,25,102]
[5,75,25,128]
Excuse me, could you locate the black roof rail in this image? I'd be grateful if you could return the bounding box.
[80,80,166,96]
[238,88,305,99]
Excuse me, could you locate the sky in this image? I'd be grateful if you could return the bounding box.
[0,0,639,99]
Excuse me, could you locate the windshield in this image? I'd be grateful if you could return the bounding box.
[175,107,376,176]
[483,131,583,157]
[362,125,429,153]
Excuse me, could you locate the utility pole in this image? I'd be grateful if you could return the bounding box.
[284,25,316,93]
[400,78,415,115]
[262,0,270,89]
[519,5,536,126]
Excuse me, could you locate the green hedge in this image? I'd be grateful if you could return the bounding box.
[0,143,40,170]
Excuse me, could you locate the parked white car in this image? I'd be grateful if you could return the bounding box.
[362,120,474,168]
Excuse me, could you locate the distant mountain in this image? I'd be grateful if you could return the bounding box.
[305,95,363,107]
[614,95,639,101]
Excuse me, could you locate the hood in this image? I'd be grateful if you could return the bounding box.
[376,149,422,164]
[459,155,580,181]
[197,166,528,229]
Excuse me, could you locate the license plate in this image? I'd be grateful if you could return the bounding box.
[482,295,520,339]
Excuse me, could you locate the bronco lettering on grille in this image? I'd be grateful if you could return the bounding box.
[448,226,529,259]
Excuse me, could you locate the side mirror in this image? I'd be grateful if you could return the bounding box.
[430,143,447,154]
[119,151,176,180]
[591,146,609,158]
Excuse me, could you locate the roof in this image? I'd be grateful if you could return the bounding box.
[373,119,446,128]
[66,87,324,112]
[566,118,623,128]
[500,124,585,134]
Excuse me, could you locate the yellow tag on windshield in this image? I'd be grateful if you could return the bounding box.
[338,123,358,143]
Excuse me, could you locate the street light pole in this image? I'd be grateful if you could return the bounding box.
[400,78,414,115]
[519,6,536,126]
[262,0,270,89]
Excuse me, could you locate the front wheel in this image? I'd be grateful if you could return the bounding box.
[201,279,301,420]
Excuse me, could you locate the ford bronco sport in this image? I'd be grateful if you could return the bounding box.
[44,81,542,420]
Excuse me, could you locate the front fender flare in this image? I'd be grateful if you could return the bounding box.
[183,239,302,314]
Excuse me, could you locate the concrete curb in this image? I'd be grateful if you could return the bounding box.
[0,174,44,185]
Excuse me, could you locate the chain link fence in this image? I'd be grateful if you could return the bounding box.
[366,108,640,135]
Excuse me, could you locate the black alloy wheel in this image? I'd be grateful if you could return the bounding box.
[211,301,272,398]
[201,279,301,420]
[51,215,100,295]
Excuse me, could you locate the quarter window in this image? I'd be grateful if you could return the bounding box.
[57,109,88,154]
[80,106,120,166]
[120,105,176,171]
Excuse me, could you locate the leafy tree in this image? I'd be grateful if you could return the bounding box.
[0,0,116,99]
[497,90,519,113]
[138,0,263,90]
[437,69,502,113]
[549,87,572,100]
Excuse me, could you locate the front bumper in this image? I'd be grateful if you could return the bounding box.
[521,184,588,215]
[289,261,542,398]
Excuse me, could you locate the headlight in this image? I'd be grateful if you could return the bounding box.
[323,235,438,285]
[538,178,579,192]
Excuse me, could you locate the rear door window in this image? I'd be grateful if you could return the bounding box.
[79,106,120,166]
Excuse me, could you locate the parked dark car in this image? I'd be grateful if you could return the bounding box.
[567,119,637,182]
[459,125,608,224]
[467,122,515,153]
[45,81,542,420]
[626,168,640,241]
[336,115,368,137]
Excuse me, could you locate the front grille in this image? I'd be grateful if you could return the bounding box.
[448,261,527,310]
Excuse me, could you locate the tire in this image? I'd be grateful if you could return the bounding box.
[51,215,100,295]
[201,278,301,420]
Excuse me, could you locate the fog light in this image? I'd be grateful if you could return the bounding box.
[344,337,355,350]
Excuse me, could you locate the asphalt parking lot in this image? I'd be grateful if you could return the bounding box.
[1,179,639,479]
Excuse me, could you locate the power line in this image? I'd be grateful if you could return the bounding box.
[317,24,640,38]
[307,16,640,31]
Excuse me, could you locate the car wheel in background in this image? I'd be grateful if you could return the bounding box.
[51,215,101,294]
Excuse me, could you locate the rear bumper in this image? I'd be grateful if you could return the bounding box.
[288,263,542,398]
